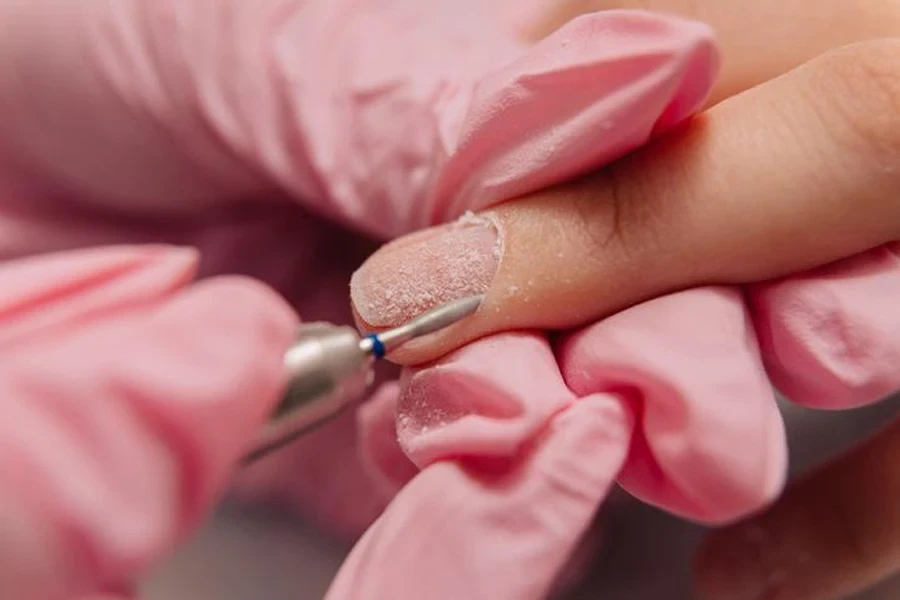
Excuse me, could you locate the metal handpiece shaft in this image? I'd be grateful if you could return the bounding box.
[244,323,372,462]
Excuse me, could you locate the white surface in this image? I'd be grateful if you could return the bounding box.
[145,395,900,600]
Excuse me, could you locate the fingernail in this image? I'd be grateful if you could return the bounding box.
[693,525,774,600]
[351,213,501,327]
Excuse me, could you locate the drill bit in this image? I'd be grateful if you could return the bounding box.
[359,294,483,358]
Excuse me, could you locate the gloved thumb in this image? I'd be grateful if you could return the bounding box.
[0,246,296,599]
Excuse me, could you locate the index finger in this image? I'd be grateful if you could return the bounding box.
[351,40,900,364]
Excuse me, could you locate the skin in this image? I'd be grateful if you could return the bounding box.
[352,2,900,598]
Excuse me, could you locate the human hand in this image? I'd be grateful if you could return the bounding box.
[0,245,296,599]
[0,2,726,598]
[350,33,900,365]
[347,2,900,599]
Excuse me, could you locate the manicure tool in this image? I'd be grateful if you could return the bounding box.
[244,295,483,463]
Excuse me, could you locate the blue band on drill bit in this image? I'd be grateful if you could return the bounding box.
[367,334,386,359]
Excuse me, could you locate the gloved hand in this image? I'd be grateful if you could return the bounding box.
[0,2,719,598]
[342,3,900,600]
[0,246,296,599]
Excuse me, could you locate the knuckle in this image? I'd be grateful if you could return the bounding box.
[560,170,625,253]
[601,159,654,254]
[810,39,900,159]
[601,133,696,266]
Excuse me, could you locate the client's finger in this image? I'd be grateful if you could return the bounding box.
[527,0,900,104]
[693,414,900,600]
[352,39,900,364]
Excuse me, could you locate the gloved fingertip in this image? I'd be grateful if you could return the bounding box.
[0,245,200,347]
[357,382,419,496]
[395,332,572,468]
[117,275,299,523]
[174,275,300,345]
[432,9,720,225]
[0,244,199,303]
[750,246,900,409]
[558,288,788,523]
[327,393,628,600]
[101,245,200,300]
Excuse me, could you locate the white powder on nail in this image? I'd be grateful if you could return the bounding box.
[351,217,501,327]
[455,210,481,227]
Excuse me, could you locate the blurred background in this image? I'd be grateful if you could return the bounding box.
[144,395,900,600]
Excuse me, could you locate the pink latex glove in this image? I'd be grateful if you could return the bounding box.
[0,3,722,598]
[339,246,900,598]
[326,21,900,600]
[327,12,760,600]
[0,246,296,599]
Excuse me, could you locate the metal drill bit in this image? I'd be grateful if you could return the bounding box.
[359,294,483,358]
